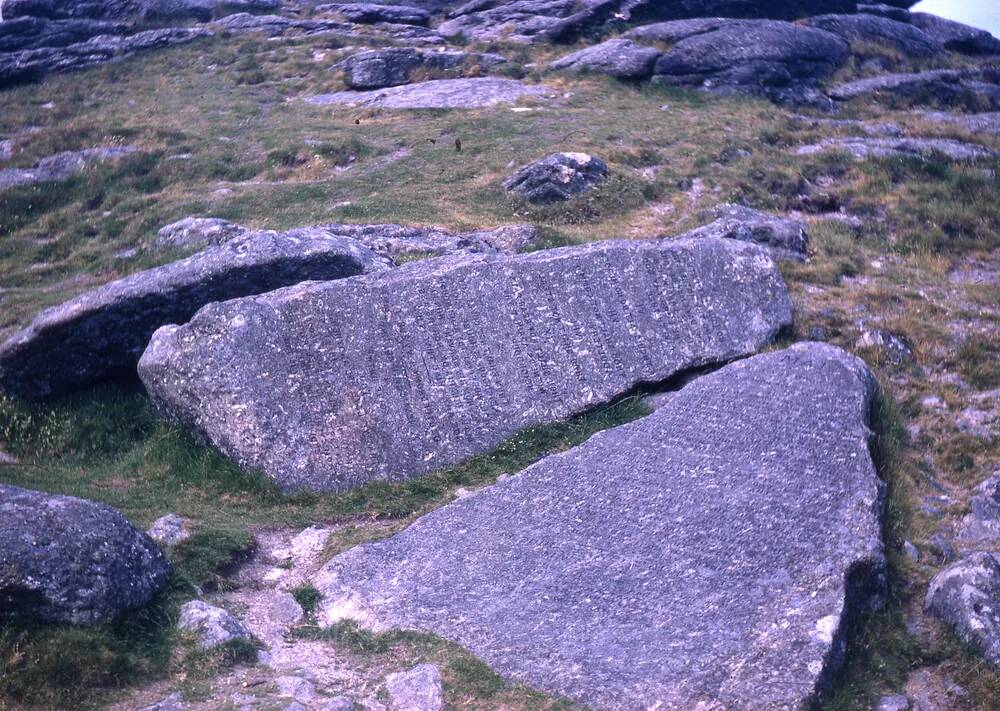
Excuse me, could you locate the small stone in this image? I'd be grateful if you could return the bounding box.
[503,152,608,204]
[903,540,920,563]
[137,692,185,711]
[177,600,253,649]
[0,450,16,465]
[875,694,910,711]
[270,592,304,627]
[384,664,443,711]
[325,697,355,711]
[855,328,914,365]
[276,676,317,703]
[147,513,191,548]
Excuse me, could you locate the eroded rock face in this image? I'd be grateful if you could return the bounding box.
[312,343,885,709]
[503,151,608,204]
[139,237,792,492]
[549,38,660,79]
[683,204,810,262]
[804,13,943,57]
[0,484,172,624]
[651,20,849,103]
[0,229,390,399]
[926,552,1000,671]
[317,222,539,259]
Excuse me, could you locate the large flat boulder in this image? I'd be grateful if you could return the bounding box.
[651,20,849,103]
[305,77,551,109]
[138,237,793,492]
[341,47,505,90]
[0,229,390,399]
[0,484,172,625]
[910,12,1000,55]
[0,146,139,191]
[796,136,996,161]
[312,342,886,709]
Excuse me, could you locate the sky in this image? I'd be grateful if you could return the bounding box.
[913,0,1000,37]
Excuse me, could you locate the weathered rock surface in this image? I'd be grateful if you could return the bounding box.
[549,38,660,79]
[926,552,1000,671]
[503,151,608,203]
[804,13,943,57]
[0,229,390,399]
[141,0,282,23]
[437,0,859,44]
[0,16,128,52]
[858,3,911,22]
[829,69,1000,108]
[0,484,172,624]
[139,237,792,492]
[0,146,139,191]
[910,12,1000,55]
[855,327,914,364]
[341,47,505,90]
[957,471,1000,543]
[0,27,212,85]
[154,216,252,251]
[651,20,850,103]
[316,3,431,26]
[625,17,736,44]
[922,111,1000,135]
[214,11,444,43]
[796,137,996,161]
[305,77,550,109]
[312,343,885,709]
[318,222,539,259]
[2,0,280,22]
[384,664,443,711]
[178,600,253,649]
[683,204,809,261]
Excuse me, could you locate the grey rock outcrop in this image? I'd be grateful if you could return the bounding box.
[154,216,252,251]
[503,151,608,204]
[857,4,911,22]
[910,12,1000,55]
[139,237,792,492]
[0,484,172,624]
[828,69,1000,108]
[926,552,1000,671]
[318,222,539,260]
[384,664,443,711]
[317,3,431,26]
[625,17,737,44]
[0,229,390,399]
[213,11,444,43]
[683,204,809,261]
[922,112,1000,135]
[342,47,505,90]
[305,77,550,109]
[312,343,885,709]
[0,16,128,52]
[651,20,849,103]
[796,137,996,161]
[804,13,943,57]
[178,600,253,649]
[0,146,139,191]
[855,328,914,364]
[549,38,660,79]
[0,27,212,86]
